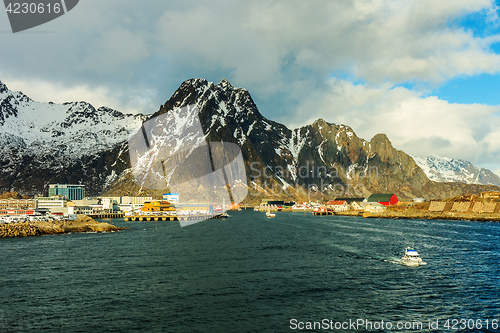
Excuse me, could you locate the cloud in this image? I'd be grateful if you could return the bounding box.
[287,78,500,169]
[3,0,499,106]
[1,0,500,171]
[154,5,281,89]
[246,0,500,84]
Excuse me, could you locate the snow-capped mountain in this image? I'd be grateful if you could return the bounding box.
[0,80,145,195]
[1,78,498,199]
[137,78,443,200]
[0,81,144,158]
[412,155,500,186]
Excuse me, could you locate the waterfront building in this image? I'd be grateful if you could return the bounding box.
[0,209,36,216]
[325,200,349,212]
[350,201,365,211]
[70,198,100,207]
[334,198,366,204]
[163,193,180,203]
[36,196,67,210]
[367,193,398,206]
[35,196,75,215]
[68,198,101,214]
[100,196,153,205]
[175,203,213,215]
[142,201,176,212]
[362,202,387,212]
[71,205,94,215]
[0,199,38,210]
[118,203,143,213]
[480,191,500,200]
[260,200,295,208]
[49,184,85,201]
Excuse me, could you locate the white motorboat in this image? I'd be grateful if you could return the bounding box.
[266,210,275,218]
[401,247,424,266]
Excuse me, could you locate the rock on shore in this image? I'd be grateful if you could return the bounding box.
[0,215,124,238]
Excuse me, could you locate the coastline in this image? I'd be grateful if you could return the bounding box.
[0,215,125,238]
[358,209,500,222]
[250,207,500,222]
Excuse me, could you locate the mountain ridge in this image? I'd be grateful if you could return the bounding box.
[0,78,498,201]
[117,78,499,201]
[412,155,500,186]
[0,80,145,195]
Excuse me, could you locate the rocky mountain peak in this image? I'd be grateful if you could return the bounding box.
[180,78,210,90]
[0,81,7,94]
[217,78,233,89]
[370,133,391,145]
[412,154,500,186]
[155,78,261,124]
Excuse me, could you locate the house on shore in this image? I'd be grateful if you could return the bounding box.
[362,202,387,212]
[367,194,398,206]
[325,200,349,212]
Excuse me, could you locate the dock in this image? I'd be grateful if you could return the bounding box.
[312,211,335,216]
[87,212,125,219]
[123,214,227,222]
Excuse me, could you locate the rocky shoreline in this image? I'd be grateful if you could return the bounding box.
[0,215,125,238]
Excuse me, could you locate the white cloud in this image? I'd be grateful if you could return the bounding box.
[1,0,500,172]
[3,0,500,100]
[495,169,500,178]
[245,0,500,84]
[153,4,282,95]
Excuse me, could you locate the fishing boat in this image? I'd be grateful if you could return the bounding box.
[401,247,424,266]
[266,209,275,218]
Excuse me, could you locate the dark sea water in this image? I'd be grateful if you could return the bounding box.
[1,211,499,332]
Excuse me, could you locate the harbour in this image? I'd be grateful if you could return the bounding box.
[1,210,499,332]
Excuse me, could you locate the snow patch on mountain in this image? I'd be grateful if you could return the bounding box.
[0,80,146,160]
[412,155,500,186]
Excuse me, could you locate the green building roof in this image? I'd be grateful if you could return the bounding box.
[367,194,395,202]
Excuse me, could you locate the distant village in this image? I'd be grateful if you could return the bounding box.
[258,191,500,217]
[0,184,214,223]
[1,183,500,223]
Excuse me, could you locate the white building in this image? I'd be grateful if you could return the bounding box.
[36,196,67,210]
[362,202,387,213]
[163,193,180,203]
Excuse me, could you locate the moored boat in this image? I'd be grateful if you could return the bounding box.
[266,210,275,218]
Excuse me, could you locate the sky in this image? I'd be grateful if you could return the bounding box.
[1,0,500,176]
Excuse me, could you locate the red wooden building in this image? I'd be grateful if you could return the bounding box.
[367,194,398,206]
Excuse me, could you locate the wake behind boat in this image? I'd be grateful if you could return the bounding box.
[401,247,425,266]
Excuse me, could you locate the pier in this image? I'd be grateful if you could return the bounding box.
[312,211,335,216]
[123,214,227,222]
[87,212,125,219]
